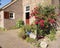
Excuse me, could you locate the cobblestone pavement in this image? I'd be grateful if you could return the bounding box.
[48,31,60,48]
[0,29,36,48]
[0,29,60,48]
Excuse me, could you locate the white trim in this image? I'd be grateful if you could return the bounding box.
[25,5,30,24]
[25,11,30,13]
[23,5,30,25]
[25,5,30,12]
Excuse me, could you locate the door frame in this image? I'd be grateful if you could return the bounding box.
[25,5,30,25]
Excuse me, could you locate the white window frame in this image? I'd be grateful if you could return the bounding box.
[25,5,30,12]
[9,12,15,19]
[25,5,30,19]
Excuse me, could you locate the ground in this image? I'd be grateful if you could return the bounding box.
[48,31,60,48]
[0,29,36,48]
[0,29,60,48]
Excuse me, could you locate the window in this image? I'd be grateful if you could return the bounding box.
[9,12,15,19]
[25,6,30,19]
[26,6,30,11]
[4,11,15,19]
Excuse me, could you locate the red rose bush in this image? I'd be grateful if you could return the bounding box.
[30,5,57,39]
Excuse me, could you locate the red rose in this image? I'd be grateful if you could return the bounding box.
[35,21,39,24]
[40,23,44,27]
[48,18,55,23]
[39,19,44,27]
[39,19,44,24]
[48,18,51,21]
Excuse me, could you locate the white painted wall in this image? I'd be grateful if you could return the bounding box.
[0,11,4,28]
[22,1,26,25]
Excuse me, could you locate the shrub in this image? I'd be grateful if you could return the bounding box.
[31,24,37,34]
[16,19,24,28]
[26,37,37,43]
[35,42,40,47]
[24,24,37,36]
[47,28,56,41]
[30,5,57,38]
[18,5,57,41]
[24,25,31,32]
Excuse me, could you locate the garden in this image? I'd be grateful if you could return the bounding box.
[17,5,57,48]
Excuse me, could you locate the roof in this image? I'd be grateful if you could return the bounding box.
[1,0,17,9]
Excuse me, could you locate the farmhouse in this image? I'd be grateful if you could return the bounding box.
[0,0,59,29]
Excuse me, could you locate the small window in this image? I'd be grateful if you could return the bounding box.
[9,12,15,19]
[26,6,30,11]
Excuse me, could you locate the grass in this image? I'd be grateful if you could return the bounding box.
[0,27,7,32]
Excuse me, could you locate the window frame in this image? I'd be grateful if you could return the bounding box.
[25,5,30,12]
[25,5,30,19]
[9,12,15,19]
[26,6,30,11]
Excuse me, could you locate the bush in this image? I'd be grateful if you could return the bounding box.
[24,25,31,32]
[18,5,57,41]
[48,28,56,41]
[16,19,24,28]
[31,24,37,34]
[26,37,37,43]
[30,5,57,37]
[35,42,40,47]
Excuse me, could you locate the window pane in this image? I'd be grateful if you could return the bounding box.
[10,13,13,16]
[26,6,30,11]
[10,13,13,18]
[10,16,13,18]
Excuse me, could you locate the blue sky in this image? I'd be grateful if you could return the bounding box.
[0,0,11,8]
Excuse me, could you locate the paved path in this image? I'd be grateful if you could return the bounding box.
[48,31,60,48]
[0,29,60,48]
[0,29,36,48]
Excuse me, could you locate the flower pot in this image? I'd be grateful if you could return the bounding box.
[29,33,36,39]
[22,35,26,39]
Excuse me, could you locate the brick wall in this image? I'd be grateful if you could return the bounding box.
[4,0,23,29]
